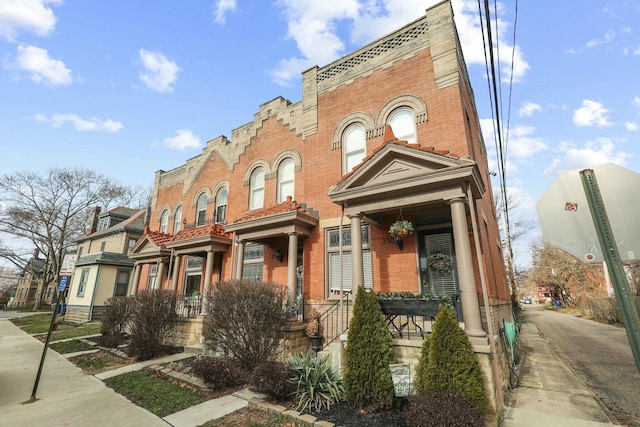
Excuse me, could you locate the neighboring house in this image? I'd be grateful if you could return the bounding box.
[65,206,145,322]
[129,0,511,412]
[10,249,53,307]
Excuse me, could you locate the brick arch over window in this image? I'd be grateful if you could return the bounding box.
[270,149,302,178]
[375,94,427,135]
[243,159,272,186]
[191,187,212,208]
[331,111,375,150]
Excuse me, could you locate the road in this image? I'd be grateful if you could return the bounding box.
[521,304,640,427]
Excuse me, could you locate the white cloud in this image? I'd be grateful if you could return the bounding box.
[138,49,181,93]
[508,125,547,158]
[9,45,72,87]
[518,101,542,117]
[633,97,640,108]
[34,113,123,132]
[585,31,614,48]
[163,130,201,150]
[572,100,612,128]
[625,122,638,131]
[270,0,529,86]
[543,137,631,177]
[213,0,237,25]
[481,119,545,160]
[0,0,60,42]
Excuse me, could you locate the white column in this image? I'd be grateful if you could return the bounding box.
[449,197,487,344]
[286,233,299,307]
[171,255,181,291]
[348,213,364,290]
[156,258,165,289]
[130,264,141,295]
[235,240,245,279]
[202,250,214,316]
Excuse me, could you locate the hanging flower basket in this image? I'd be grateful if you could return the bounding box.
[427,251,453,275]
[389,220,414,238]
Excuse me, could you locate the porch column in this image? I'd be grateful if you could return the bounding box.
[130,263,141,295]
[171,254,181,291]
[235,239,245,279]
[449,197,488,345]
[286,232,299,307]
[348,213,364,289]
[202,250,214,315]
[204,250,214,290]
[156,258,165,289]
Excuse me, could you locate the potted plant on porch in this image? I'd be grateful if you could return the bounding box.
[305,309,324,353]
[389,219,414,239]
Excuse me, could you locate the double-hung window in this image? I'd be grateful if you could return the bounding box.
[327,225,372,295]
[77,269,90,297]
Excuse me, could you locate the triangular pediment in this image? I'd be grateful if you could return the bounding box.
[329,141,480,204]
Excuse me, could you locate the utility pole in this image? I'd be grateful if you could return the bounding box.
[580,169,640,373]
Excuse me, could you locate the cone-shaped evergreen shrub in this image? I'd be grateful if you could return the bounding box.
[343,285,397,411]
[413,332,431,392]
[421,305,488,413]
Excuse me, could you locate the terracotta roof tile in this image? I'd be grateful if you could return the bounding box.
[143,225,173,247]
[172,223,230,242]
[231,196,315,224]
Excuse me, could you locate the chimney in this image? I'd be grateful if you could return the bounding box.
[32,248,39,259]
[89,206,102,233]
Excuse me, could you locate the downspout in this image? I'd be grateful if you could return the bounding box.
[466,183,507,412]
[338,202,345,371]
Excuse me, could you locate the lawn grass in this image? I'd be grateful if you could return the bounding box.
[10,313,53,333]
[9,313,102,339]
[49,339,96,354]
[103,369,210,417]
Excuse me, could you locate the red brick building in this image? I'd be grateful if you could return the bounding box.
[129,0,511,394]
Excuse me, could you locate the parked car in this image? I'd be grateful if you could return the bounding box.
[524,298,532,304]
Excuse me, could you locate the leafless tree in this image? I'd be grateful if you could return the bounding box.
[0,167,145,309]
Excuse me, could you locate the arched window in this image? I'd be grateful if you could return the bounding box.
[159,210,169,233]
[173,206,182,234]
[249,167,265,210]
[196,193,208,226]
[388,108,417,143]
[277,158,295,203]
[215,187,228,223]
[343,123,366,174]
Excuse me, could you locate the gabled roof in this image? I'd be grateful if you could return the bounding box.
[77,208,146,242]
[171,223,229,242]
[329,125,484,212]
[230,196,318,224]
[223,196,319,240]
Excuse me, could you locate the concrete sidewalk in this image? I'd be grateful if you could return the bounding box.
[0,316,171,427]
[500,317,616,427]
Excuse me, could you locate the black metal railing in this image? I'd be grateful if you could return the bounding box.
[176,295,203,318]
[317,292,351,349]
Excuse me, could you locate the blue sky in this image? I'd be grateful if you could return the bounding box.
[1,0,639,269]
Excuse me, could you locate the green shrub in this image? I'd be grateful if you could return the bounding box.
[127,290,178,361]
[404,390,485,427]
[343,285,397,411]
[191,356,246,391]
[100,296,133,347]
[251,361,296,401]
[413,333,431,392]
[420,306,488,413]
[202,279,291,371]
[290,351,343,412]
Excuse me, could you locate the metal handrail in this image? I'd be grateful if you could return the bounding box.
[316,292,351,349]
